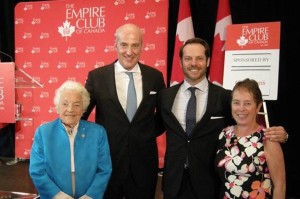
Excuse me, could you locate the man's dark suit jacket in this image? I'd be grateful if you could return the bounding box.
[157,81,234,199]
[82,61,166,191]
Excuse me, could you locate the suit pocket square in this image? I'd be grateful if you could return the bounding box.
[150,91,157,95]
[210,116,225,119]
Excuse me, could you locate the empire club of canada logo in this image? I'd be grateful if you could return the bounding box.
[58,20,75,41]
[236,35,249,47]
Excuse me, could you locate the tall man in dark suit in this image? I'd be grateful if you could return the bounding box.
[157,37,288,199]
[82,23,166,199]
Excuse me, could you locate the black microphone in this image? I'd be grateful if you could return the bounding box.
[0,51,14,62]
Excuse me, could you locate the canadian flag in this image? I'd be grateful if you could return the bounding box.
[209,0,232,85]
[170,0,195,86]
[157,0,194,169]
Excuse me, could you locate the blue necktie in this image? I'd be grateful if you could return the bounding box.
[186,87,197,136]
[126,72,137,121]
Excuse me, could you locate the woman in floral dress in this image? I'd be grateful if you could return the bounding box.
[215,78,285,199]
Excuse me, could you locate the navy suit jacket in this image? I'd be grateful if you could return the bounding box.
[82,61,166,189]
[157,81,234,198]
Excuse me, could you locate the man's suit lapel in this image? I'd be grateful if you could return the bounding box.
[139,64,152,100]
[104,64,128,119]
[200,83,220,122]
[130,64,149,121]
[167,83,187,137]
[191,83,220,136]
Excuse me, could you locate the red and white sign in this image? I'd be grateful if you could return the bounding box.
[15,0,168,158]
[0,62,15,123]
[223,21,281,100]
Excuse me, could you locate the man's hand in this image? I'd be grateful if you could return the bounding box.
[264,126,289,143]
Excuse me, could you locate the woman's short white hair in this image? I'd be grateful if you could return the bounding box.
[53,80,90,113]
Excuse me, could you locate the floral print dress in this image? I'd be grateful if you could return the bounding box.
[215,125,272,199]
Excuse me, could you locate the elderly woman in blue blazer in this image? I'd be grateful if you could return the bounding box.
[29,80,112,199]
